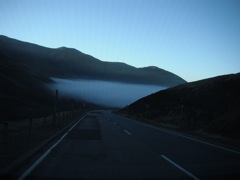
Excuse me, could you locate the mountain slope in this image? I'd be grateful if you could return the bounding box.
[0,52,99,120]
[119,73,240,139]
[0,35,186,87]
[0,53,54,120]
[0,35,187,120]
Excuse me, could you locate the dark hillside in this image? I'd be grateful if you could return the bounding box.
[0,35,186,87]
[0,53,98,120]
[119,73,240,139]
[0,35,186,120]
[0,53,53,120]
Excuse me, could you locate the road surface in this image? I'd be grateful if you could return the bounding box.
[19,110,240,179]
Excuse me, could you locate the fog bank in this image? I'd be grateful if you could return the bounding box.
[50,78,166,107]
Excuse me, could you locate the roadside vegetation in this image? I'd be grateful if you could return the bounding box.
[119,73,240,146]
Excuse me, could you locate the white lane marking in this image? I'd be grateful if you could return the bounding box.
[18,114,87,180]
[156,127,240,154]
[68,114,87,132]
[172,134,239,154]
[111,113,240,154]
[161,155,200,180]
[123,129,132,135]
[18,132,68,180]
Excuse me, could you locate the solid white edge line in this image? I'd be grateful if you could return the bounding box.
[18,132,68,180]
[17,114,87,180]
[161,155,200,180]
[68,114,87,132]
[112,113,240,154]
[123,129,132,135]
[160,130,240,154]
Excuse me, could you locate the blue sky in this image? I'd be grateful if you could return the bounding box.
[0,0,239,82]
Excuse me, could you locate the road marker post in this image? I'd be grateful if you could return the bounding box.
[28,118,33,136]
[2,122,8,144]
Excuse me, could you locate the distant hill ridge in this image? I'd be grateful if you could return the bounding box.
[0,35,186,87]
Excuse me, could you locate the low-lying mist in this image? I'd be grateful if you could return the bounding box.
[50,78,166,108]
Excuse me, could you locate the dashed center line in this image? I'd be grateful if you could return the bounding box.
[110,119,131,136]
[123,129,132,135]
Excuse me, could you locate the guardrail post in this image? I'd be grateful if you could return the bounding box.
[51,114,55,127]
[3,122,8,144]
[62,112,65,121]
[58,112,60,122]
[29,118,33,135]
[42,116,46,127]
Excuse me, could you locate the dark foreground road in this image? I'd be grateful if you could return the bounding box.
[19,111,240,179]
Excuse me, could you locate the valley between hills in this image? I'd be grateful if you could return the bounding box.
[1,35,240,178]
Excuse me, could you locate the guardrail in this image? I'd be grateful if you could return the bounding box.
[0,109,82,144]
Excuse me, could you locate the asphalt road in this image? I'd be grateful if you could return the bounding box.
[19,110,240,179]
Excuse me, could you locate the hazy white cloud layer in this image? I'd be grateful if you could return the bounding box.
[50,78,166,107]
